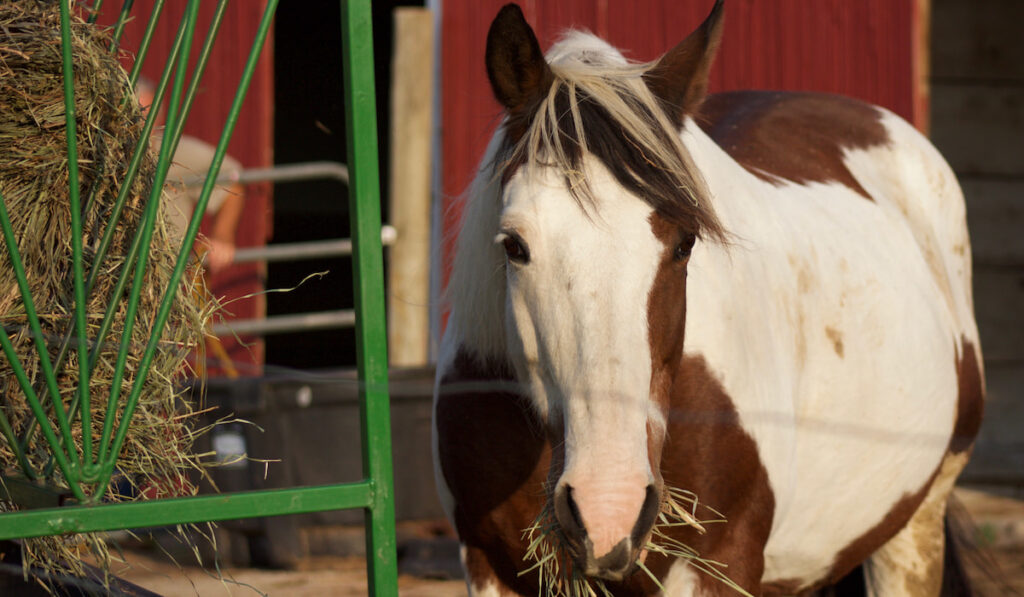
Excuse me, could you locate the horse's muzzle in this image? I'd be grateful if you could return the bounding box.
[553,483,661,581]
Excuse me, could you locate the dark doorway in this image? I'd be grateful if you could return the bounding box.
[269,0,424,372]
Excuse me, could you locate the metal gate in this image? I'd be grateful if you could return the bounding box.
[0,1,398,594]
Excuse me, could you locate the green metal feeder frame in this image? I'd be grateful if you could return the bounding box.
[0,1,398,594]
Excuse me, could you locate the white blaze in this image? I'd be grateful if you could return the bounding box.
[500,158,666,557]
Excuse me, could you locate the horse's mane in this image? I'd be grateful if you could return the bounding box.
[446,31,723,362]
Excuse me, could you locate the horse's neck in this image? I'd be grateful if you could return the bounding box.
[679,118,788,239]
[677,118,809,409]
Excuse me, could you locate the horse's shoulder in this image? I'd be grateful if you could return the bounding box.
[435,347,545,500]
[695,90,890,198]
[434,345,550,594]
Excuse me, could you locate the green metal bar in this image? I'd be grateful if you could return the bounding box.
[0,382,33,478]
[87,0,107,24]
[59,0,95,477]
[0,328,69,490]
[164,0,230,156]
[0,193,85,501]
[94,0,224,468]
[86,10,194,366]
[340,1,398,595]
[87,6,196,313]
[91,0,199,482]
[96,0,281,499]
[126,0,167,88]
[47,0,228,481]
[110,0,137,50]
[0,482,374,540]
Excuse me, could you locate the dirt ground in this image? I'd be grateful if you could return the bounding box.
[110,553,464,597]
[105,488,1024,596]
[954,488,1024,595]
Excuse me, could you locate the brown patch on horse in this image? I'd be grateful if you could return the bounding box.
[647,214,690,410]
[950,337,984,454]
[655,356,775,593]
[697,91,889,200]
[435,346,549,594]
[645,215,774,593]
[567,355,775,595]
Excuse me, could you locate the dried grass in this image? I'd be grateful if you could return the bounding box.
[0,1,214,590]
[521,487,754,596]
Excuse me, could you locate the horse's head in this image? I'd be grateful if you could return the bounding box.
[482,1,726,582]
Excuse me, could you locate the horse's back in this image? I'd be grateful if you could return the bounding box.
[698,90,976,337]
[697,90,890,201]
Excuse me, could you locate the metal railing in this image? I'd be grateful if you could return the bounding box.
[188,159,399,338]
[187,160,351,188]
[232,222,396,264]
[189,160,400,338]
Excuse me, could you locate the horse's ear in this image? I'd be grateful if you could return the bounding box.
[644,0,725,124]
[486,4,552,114]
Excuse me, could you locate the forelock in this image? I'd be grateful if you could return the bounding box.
[494,33,724,241]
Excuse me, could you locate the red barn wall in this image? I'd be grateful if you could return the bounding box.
[440,0,926,296]
[96,2,274,376]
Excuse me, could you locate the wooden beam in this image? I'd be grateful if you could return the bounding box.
[388,8,435,367]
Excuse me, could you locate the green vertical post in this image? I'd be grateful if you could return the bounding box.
[340,1,398,596]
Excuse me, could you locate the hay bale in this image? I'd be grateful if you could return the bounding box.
[0,1,212,587]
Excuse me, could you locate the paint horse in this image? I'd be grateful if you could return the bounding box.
[433,2,984,595]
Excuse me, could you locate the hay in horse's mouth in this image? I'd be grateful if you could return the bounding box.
[520,487,754,596]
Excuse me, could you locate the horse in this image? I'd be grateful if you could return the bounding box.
[432,2,984,595]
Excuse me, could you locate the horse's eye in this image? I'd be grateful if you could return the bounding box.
[674,234,696,261]
[502,233,530,264]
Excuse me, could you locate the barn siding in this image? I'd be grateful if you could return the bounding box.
[439,0,925,293]
[930,0,1024,482]
[97,2,274,376]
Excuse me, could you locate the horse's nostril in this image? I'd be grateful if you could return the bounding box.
[631,483,661,546]
[554,484,586,543]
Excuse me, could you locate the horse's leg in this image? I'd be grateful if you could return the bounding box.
[460,545,523,597]
[861,452,970,597]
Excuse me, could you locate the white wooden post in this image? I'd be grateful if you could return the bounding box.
[388,8,434,367]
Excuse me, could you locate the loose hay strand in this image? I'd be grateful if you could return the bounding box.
[521,486,754,596]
